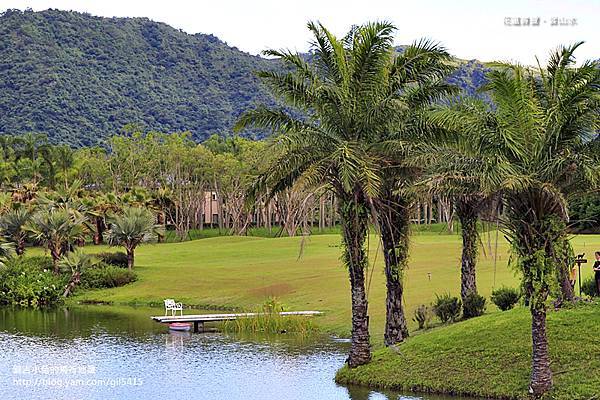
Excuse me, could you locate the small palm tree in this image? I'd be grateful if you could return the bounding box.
[105,207,160,269]
[0,208,31,255]
[26,209,86,273]
[0,240,15,267]
[59,249,98,297]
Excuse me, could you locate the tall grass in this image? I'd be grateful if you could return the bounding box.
[219,298,319,336]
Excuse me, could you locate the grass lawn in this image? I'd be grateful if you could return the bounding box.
[335,302,600,400]
[65,230,599,339]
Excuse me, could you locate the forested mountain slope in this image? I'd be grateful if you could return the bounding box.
[0,9,489,146]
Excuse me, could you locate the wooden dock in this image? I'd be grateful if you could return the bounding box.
[151,311,322,332]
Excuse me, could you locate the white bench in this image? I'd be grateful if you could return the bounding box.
[164,299,183,316]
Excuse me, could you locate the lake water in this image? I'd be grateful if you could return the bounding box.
[0,306,479,400]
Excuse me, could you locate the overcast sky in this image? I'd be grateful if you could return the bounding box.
[1,0,598,64]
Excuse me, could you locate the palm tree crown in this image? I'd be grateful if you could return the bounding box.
[105,207,159,269]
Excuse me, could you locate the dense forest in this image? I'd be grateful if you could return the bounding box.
[0,9,489,146]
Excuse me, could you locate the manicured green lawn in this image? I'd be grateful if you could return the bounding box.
[65,231,599,338]
[336,302,600,400]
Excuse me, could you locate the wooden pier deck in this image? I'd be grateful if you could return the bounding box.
[151,311,322,332]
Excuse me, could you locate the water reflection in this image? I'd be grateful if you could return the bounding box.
[0,306,482,400]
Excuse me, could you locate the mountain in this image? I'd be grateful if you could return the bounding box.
[0,9,490,146]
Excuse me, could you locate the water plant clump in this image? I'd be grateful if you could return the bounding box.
[220,298,319,335]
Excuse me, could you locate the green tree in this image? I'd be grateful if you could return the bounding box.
[371,40,456,345]
[0,208,31,255]
[59,249,99,297]
[105,207,160,269]
[428,43,600,395]
[236,21,405,367]
[26,209,86,273]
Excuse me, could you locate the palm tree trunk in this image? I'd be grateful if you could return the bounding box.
[62,271,81,297]
[16,238,25,256]
[377,192,409,346]
[507,193,563,396]
[338,194,371,368]
[530,306,552,395]
[126,248,135,270]
[556,249,574,303]
[94,217,104,245]
[456,197,479,303]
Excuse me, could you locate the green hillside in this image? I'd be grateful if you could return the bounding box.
[0,9,490,146]
[0,8,277,146]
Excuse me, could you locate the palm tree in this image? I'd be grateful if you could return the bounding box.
[419,102,494,309]
[105,207,160,269]
[59,249,99,297]
[0,240,15,267]
[236,21,406,367]
[427,43,600,395]
[371,41,456,345]
[0,208,31,255]
[26,209,86,273]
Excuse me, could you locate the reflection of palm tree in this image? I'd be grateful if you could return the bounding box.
[344,385,391,400]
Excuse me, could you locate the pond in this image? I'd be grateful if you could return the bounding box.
[0,306,480,400]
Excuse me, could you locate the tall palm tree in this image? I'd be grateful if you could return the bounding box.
[427,43,600,395]
[371,41,456,345]
[236,21,408,367]
[26,209,86,273]
[420,101,495,309]
[0,208,31,255]
[105,207,160,269]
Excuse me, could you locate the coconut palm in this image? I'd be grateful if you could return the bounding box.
[425,43,600,395]
[105,207,160,269]
[26,209,86,273]
[236,21,410,367]
[0,208,31,255]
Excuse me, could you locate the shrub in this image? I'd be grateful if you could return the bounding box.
[463,293,486,318]
[413,304,431,329]
[0,257,66,306]
[80,264,137,289]
[581,277,598,297]
[95,252,129,268]
[491,286,521,311]
[433,293,462,323]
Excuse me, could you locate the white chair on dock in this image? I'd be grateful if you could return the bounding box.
[164,299,183,316]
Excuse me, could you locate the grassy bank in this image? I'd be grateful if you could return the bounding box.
[64,231,599,338]
[335,302,600,400]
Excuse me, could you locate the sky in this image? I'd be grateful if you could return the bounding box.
[1,0,599,64]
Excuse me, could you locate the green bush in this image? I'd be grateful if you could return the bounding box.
[0,257,66,306]
[581,277,598,297]
[95,252,129,268]
[433,294,462,323]
[463,293,486,318]
[491,287,521,311]
[413,304,431,329]
[80,264,137,289]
